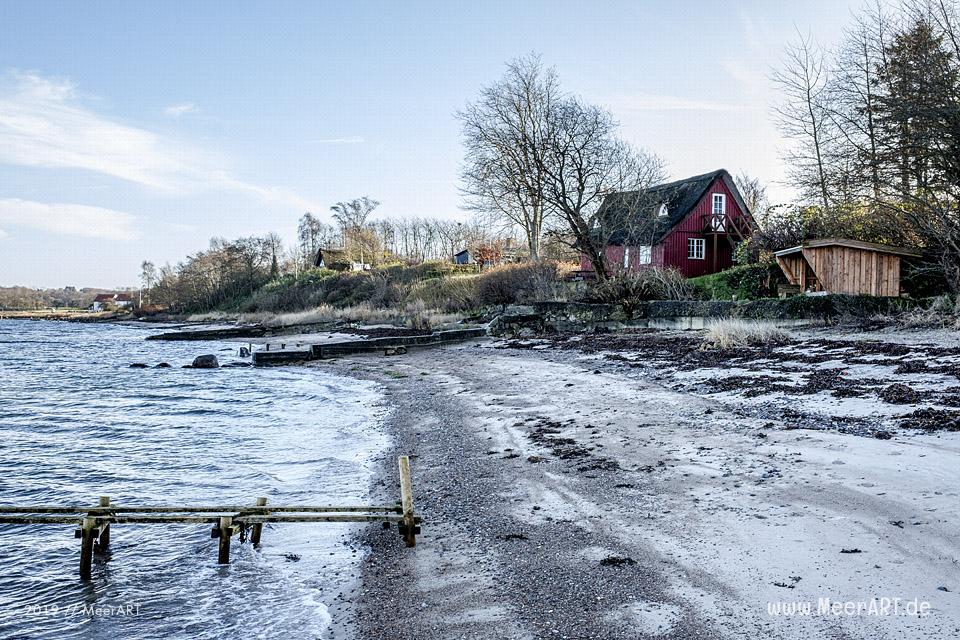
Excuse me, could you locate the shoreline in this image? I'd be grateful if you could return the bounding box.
[325,332,959,639]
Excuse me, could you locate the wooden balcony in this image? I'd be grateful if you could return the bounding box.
[700,214,751,239]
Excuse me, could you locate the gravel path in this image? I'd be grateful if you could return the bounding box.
[322,339,960,640]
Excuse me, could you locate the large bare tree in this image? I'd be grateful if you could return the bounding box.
[538,97,666,279]
[330,197,381,264]
[458,54,558,260]
[773,32,834,212]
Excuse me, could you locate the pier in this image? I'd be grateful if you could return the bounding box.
[0,456,420,580]
[252,327,486,365]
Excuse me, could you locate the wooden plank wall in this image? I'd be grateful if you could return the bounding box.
[802,247,900,296]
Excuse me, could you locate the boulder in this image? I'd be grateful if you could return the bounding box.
[129,363,148,368]
[191,354,220,369]
[155,362,171,368]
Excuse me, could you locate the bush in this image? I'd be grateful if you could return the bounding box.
[583,268,695,315]
[475,261,569,306]
[702,318,789,349]
[408,276,479,312]
[688,263,782,300]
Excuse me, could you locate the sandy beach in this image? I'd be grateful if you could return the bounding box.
[324,329,960,639]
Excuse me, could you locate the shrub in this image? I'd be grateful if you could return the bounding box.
[408,276,479,312]
[583,268,695,314]
[688,263,782,300]
[404,299,432,331]
[702,318,789,349]
[475,261,569,306]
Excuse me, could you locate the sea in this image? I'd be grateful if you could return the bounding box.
[0,319,387,639]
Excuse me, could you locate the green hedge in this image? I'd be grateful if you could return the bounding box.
[688,263,784,300]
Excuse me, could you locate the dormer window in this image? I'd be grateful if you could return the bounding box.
[712,193,726,216]
[658,203,669,217]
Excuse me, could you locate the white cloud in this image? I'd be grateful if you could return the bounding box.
[0,198,139,240]
[0,228,8,239]
[164,102,198,118]
[0,72,318,211]
[608,93,746,113]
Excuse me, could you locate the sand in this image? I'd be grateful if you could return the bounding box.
[321,329,959,639]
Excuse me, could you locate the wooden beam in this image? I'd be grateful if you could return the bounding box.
[79,517,96,580]
[398,456,417,548]
[217,516,232,564]
[251,497,267,546]
[96,496,110,551]
[0,505,400,514]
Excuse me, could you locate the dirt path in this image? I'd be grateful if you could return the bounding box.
[333,340,960,640]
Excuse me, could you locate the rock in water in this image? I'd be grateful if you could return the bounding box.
[129,363,148,368]
[191,354,220,369]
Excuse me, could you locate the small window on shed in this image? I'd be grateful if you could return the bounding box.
[658,203,669,217]
[638,245,652,264]
[623,246,630,268]
[688,238,705,260]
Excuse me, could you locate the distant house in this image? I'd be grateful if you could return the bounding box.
[775,238,920,297]
[91,293,134,311]
[314,247,370,271]
[453,249,473,265]
[579,169,754,277]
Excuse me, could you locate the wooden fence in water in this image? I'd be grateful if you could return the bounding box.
[0,456,420,580]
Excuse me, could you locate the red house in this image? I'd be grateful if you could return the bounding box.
[579,169,754,277]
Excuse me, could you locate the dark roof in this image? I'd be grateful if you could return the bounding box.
[114,293,133,302]
[314,246,348,267]
[93,294,114,302]
[600,169,749,245]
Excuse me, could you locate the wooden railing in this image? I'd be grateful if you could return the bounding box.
[700,214,751,239]
[0,456,420,579]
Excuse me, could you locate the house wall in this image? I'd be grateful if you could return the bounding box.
[659,177,744,277]
[578,176,752,277]
[803,246,902,296]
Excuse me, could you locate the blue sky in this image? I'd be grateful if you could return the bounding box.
[0,0,864,288]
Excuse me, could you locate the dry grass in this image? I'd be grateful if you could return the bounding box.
[702,318,790,349]
[191,304,464,330]
[892,295,960,330]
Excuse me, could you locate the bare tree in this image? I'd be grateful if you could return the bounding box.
[330,197,381,264]
[458,53,558,260]
[773,32,834,211]
[538,97,666,279]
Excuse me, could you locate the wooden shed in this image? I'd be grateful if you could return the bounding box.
[774,238,920,297]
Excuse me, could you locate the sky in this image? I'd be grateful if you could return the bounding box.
[0,0,868,288]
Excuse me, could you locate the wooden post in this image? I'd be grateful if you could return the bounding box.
[398,456,416,547]
[251,497,267,546]
[97,496,110,550]
[217,516,232,564]
[79,517,96,579]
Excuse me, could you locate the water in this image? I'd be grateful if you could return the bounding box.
[0,320,387,639]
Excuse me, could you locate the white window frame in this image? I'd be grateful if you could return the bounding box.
[712,193,726,216]
[688,238,705,260]
[638,245,652,264]
[623,246,630,269]
[658,203,669,217]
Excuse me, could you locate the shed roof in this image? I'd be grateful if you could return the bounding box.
[600,169,750,245]
[774,238,921,258]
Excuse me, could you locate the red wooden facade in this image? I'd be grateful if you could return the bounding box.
[579,171,753,278]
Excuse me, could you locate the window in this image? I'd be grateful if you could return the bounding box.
[638,245,652,264]
[688,238,705,260]
[623,246,630,268]
[712,193,726,216]
[658,203,669,217]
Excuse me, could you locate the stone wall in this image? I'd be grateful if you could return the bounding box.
[488,295,918,336]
